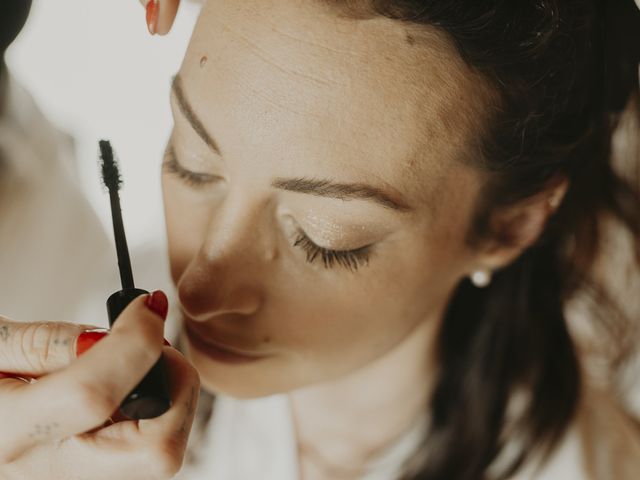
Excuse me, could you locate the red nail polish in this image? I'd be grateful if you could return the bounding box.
[0,372,31,383]
[76,331,109,356]
[146,0,159,35]
[145,290,169,321]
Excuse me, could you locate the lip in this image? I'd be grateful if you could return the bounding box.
[183,321,270,365]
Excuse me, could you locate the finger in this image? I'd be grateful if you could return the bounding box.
[0,316,100,376]
[139,347,200,443]
[0,372,32,383]
[140,0,181,36]
[0,295,165,457]
[76,348,200,474]
[156,0,181,35]
[94,347,200,452]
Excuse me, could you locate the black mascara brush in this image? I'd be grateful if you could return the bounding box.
[100,140,135,290]
[99,139,171,420]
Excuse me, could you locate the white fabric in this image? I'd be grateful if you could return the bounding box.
[175,393,430,480]
[174,392,589,480]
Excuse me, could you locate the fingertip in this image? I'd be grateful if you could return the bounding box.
[155,0,180,35]
[146,0,159,35]
[0,372,31,383]
[75,330,109,357]
[109,294,165,343]
[144,290,169,321]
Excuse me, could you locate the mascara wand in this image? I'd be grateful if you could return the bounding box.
[99,139,171,420]
[99,140,135,290]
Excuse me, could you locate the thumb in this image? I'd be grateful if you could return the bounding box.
[0,316,101,376]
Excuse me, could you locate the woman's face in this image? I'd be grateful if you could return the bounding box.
[163,0,489,398]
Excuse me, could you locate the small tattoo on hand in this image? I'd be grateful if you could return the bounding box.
[179,386,198,437]
[28,422,59,438]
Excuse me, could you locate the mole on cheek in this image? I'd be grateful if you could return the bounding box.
[200,55,208,68]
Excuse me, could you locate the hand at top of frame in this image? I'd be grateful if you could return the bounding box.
[139,0,183,36]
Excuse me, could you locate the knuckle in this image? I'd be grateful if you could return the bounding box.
[0,444,21,466]
[184,363,201,387]
[171,350,200,383]
[71,381,119,422]
[18,322,57,372]
[114,310,163,348]
[147,443,184,479]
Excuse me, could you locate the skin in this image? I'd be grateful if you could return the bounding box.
[0,301,200,479]
[161,0,562,476]
[0,2,200,477]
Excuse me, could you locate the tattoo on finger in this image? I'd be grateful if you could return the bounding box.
[28,422,60,439]
[179,386,198,438]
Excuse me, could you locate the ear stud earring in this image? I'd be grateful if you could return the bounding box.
[470,269,492,287]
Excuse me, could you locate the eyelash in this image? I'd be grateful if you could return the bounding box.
[164,145,372,272]
[293,231,371,272]
[162,145,219,188]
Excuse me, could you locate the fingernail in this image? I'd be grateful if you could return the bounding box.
[0,372,31,382]
[146,0,159,35]
[163,337,172,347]
[145,290,169,321]
[76,330,109,356]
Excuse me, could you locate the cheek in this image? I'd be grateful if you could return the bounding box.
[261,245,443,370]
[286,228,468,365]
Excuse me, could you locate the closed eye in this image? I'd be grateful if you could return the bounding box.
[293,229,372,272]
[162,144,222,188]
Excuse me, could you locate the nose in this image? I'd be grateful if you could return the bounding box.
[177,190,276,321]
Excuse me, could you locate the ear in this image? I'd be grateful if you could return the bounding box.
[472,178,568,271]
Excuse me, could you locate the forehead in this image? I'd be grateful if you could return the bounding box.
[179,0,486,207]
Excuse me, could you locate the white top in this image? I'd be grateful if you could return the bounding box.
[175,393,430,480]
[174,392,588,480]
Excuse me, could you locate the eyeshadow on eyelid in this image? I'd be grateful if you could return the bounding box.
[301,212,379,248]
[172,142,217,170]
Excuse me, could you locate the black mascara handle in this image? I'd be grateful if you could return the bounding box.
[107,289,172,420]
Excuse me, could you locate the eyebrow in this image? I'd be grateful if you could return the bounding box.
[171,75,223,155]
[271,178,410,211]
[170,74,411,212]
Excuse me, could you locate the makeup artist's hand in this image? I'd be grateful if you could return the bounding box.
[139,0,182,36]
[0,294,200,480]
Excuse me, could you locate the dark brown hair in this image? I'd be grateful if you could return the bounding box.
[185,1,640,478]
[321,0,640,478]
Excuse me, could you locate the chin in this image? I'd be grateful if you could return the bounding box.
[183,341,301,399]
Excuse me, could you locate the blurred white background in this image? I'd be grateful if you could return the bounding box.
[6,0,201,251]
